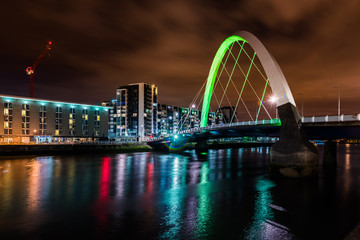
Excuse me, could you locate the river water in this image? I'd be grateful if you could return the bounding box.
[0,144,359,239]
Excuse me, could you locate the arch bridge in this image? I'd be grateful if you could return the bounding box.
[150,31,322,177]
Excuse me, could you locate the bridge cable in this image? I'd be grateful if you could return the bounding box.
[230,51,256,123]
[256,78,269,121]
[210,43,236,116]
[229,46,272,120]
[178,80,206,132]
[214,42,244,124]
[236,41,268,83]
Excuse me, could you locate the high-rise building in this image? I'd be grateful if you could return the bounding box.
[116,83,158,138]
[101,99,116,139]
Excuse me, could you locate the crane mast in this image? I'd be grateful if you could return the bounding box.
[26,41,52,97]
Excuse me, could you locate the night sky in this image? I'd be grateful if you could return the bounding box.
[1,0,360,116]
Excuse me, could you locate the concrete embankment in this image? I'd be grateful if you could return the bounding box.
[0,143,152,156]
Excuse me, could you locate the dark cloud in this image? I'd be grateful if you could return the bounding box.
[1,0,360,116]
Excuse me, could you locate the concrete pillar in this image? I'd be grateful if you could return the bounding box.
[270,103,319,178]
[195,140,209,155]
[323,140,337,168]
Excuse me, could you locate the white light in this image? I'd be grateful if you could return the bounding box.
[269,96,278,103]
[192,104,196,108]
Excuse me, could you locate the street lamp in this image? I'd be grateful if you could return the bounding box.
[269,96,278,119]
[298,93,304,119]
[333,86,341,121]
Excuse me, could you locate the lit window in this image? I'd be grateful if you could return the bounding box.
[85,115,88,120]
[55,130,59,136]
[97,115,100,121]
[69,113,73,119]
[4,109,9,115]
[4,122,9,128]
[69,119,73,125]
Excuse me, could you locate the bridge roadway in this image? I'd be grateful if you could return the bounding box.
[147,114,360,144]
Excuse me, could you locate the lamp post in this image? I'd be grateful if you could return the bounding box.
[298,93,304,119]
[333,86,341,121]
[269,96,278,119]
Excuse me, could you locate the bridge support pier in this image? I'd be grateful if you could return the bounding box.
[270,103,319,178]
[323,140,337,168]
[195,140,209,155]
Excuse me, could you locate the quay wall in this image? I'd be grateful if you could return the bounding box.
[0,143,151,156]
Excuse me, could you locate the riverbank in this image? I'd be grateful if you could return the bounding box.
[0,143,152,156]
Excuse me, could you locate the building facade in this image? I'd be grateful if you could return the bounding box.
[156,104,223,136]
[101,99,116,139]
[217,106,237,123]
[0,95,110,143]
[115,83,158,138]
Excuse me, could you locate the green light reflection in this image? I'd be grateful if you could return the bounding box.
[195,162,213,238]
[245,176,276,239]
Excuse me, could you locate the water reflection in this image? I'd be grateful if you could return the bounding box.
[115,154,126,197]
[245,177,276,239]
[0,146,359,239]
[195,162,212,238]
[26,159,41,213]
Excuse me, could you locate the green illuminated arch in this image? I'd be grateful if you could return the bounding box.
[200,31,296,127]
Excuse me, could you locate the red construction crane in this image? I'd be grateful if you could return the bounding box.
[26,41,53,97]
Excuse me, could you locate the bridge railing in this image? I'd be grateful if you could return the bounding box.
[142,114,360,142]
[302,114,360,123]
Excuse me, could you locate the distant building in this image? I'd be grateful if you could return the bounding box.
[156,103,223,136]
[115,83,158,138]
[101,99,116,139]
[0,94,110,143]
[217,106,237,123]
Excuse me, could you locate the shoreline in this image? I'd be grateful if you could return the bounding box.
[0,143,152,157]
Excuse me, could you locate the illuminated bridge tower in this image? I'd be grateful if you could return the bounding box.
[201,31,319,177]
